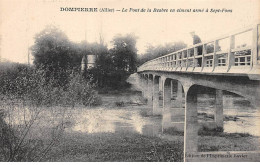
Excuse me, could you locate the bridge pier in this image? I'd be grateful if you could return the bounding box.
[214,89,224,128]
[140,74,147,98]
[184,85,199,161]
[153,76,161,115]
[176,81,183,107]
[139,74,145,97]
[161,78,185,131]
[144,74,149,98]
[147,74,153,115]
[171,80,183,108]
[162,77,172,129]
[170,80,185,131]
[183,86,224,161]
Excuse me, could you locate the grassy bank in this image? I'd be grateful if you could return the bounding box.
[199,135,259,152]
[45,132,184,162]
[198,126,259,152]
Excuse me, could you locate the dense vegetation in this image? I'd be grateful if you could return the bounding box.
[0,63,100,107]
[30,26,139,90]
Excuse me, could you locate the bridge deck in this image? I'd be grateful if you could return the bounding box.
[138,24,260,80]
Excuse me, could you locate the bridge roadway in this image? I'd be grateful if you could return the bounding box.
[137,24,260,161]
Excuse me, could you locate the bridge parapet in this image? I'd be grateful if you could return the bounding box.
[138,24,260,80]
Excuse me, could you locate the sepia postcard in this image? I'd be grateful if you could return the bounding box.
[0,0,260,162]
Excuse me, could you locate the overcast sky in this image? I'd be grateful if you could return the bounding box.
[0,0,259,63]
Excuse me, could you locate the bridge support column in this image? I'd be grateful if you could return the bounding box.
[184,86,199,160]
[139,75,144,97]
[170,81,185,131]
[153,76,161,115]
[176,81,183,108]
[139,74,145,97]
[162,78,172,129]
[143,74,148,98]
[147,75,153,115]
[215,89,223,128]
[170,80,183,108]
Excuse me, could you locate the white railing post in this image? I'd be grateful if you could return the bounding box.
[227,35,235,71]
[201,44,206,70]
[194,47,198,67]
[252,25,258,66]
[213,40,219,71]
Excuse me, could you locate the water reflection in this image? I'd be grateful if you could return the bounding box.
[69,108,162,136]
[67,92,260,137]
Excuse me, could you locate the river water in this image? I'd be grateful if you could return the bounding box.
[65,73,260,138]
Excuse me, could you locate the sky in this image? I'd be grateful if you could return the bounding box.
[0,0,259,63]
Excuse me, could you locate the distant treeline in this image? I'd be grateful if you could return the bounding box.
[137,42,187,65]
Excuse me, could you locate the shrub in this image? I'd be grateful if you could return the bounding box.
[198,126,224,136]
[0,63,102,161]
[64,71,102,106]
[0,63,101,107]
[0,106,66,161]
[115,101,125,107]
[163,127,184,136]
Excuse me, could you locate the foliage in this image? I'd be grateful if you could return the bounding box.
[198,126,252,137]
[30,25,108,88]
[109,34,138,73]
[30,25,136,89]
[0,63,100,107]
[69,41,108,69]
[87,34,138,89]
[163,127,184,136]
[0,105,68,161]
[64,70,102,106]
[0,63,30,96]
[31,26,72,87]
[0,62,101,161]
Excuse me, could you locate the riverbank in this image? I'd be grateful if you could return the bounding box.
[45,132,183,161]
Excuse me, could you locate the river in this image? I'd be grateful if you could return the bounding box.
[65,73,260,137]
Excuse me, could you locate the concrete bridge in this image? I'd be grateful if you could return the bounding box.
[136,24,260,161]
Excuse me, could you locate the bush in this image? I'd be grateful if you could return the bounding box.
[198,126,224,136]
[0,106,66,161]
[0,63,102,161]
[115,101,125,107]
[0,63,101,107]
[64,71,102,106]
[163,127,184,136]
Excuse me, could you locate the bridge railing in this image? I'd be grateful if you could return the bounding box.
[138,24,260,77]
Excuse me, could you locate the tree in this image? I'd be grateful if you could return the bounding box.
[69,41,109,72]
[87,34,138,89]
[31,25,72,87]
[31,26,71,70]
[84,43,110,87]
[109,34,138,73]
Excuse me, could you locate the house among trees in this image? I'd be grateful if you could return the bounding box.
[81,54,97,73]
